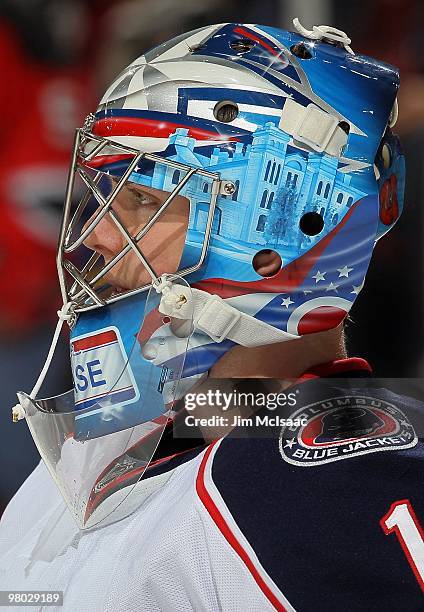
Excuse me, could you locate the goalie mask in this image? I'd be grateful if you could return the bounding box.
[14,20,405,529]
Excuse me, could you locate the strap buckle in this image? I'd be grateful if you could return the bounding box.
[293,104,340,153]
[196,296,241,343]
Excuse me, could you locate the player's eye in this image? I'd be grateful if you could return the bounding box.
[128,189,157,206]
[109,178,159,208]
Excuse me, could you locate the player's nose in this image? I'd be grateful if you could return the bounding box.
[82,210,123,258]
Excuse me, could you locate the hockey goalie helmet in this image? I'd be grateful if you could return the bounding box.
[17,21,405,529]
[66,20,404,329]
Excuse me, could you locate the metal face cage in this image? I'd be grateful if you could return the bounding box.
[58,128,226,314]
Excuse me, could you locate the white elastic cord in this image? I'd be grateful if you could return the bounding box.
[154,275,174,307]
[12,302,75,422]
[293,17,354,55]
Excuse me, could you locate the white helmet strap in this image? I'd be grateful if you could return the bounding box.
[156,278,299,346]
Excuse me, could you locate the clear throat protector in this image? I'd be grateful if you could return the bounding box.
[18,278,195,530]
[15,128,222,529]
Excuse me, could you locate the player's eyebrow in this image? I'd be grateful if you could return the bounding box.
[127,186,145,197]
[110,178,153,200]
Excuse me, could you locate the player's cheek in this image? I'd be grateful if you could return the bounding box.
[136,222,183,278]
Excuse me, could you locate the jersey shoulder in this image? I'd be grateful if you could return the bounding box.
[200,382,424,611]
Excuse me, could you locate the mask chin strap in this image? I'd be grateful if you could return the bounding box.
[12,302,76,423]
[154,276,299,347]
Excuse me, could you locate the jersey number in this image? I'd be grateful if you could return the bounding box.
[380,499,424,592]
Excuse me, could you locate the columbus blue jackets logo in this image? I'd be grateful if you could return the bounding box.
[279,395,417,466]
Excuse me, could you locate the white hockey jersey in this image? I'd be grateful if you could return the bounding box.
[1,360,423,611]
[0,440,293,612]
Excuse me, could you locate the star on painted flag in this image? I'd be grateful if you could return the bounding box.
[325,282,339,292]
[337,265,354,278]
[281,296,295,309]
[242,197,377,338]
[351,281,364,295]
[312,270,326,283]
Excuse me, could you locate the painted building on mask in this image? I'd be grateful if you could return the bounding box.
[149,122,367,253]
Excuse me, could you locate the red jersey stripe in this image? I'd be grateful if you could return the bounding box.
[197,442,288,611]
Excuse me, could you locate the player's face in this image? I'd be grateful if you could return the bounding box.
[82,182,190,292]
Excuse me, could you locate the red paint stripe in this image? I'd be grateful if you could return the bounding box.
[193,198,362,298]
[73,330,117,352]
[83,153,134,169]
[153,414,170,425]
[196,442,287,611]
[234,26,280,57]
[93,117,240,142]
